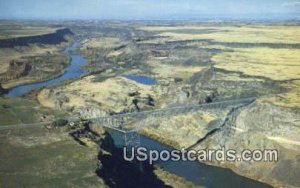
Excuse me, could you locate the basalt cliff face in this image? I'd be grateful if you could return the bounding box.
[0,83,8,95]
[0,60,32,82]
[0,28,73,48]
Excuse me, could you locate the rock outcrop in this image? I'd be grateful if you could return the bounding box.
[0,60,32,82]
[37,76,157,114]
[0,28,73,48]
[191,100,300,187]
[0,83,8,95]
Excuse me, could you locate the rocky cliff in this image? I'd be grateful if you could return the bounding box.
[0,60,32,82]
[0,83,8,95]
[0,28,73,48]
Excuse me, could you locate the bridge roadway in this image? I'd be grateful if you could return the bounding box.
[0,97,256,132]
[90,97,256,132]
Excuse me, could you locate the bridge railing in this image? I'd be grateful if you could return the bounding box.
[90,97,256,130]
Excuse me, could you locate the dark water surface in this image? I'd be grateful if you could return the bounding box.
[6,42,271,187]
[106,129,272,188]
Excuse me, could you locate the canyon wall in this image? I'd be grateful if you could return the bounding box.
[0,28,73,48]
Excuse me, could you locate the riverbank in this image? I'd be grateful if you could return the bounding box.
[0,26,74,92]
[3,67,67,91]
[68,121,202,187]
[89,125,272,187]
[2,21,300,187]
[32,47,280,187]
[137,99,300,187]
[0,45,71,90]
[6,42,88,97]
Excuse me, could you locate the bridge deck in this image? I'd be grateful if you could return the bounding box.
[92,97,256,131]
[0,97,256,132]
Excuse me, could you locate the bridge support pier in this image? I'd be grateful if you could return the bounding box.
[124,130,140,148]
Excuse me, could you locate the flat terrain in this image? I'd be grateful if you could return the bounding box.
[0,127,105,188]
[1,21,300,187]
[0,23,57,39]
[0,23,71,89]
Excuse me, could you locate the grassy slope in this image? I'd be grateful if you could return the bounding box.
[0,25,57,39]
[139,24,300,108]
[0,128,104,188]
[0,98,66,126]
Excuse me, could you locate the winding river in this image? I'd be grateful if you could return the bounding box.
[6,43,271,187]
[7,42,86,97]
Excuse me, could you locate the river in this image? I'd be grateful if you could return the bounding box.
[6,42,272,187]
[106,129,271,188]
[7,42,86,97]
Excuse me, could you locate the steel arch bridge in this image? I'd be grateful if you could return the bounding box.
[90,97,256,147]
